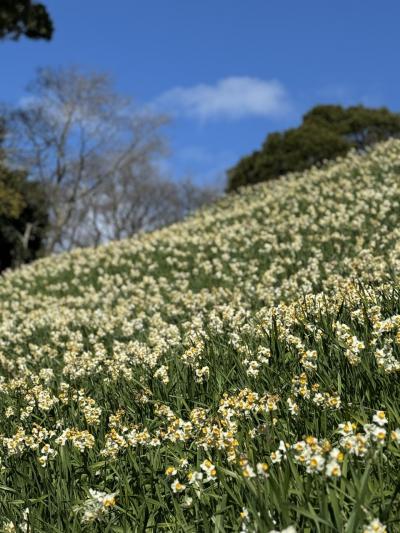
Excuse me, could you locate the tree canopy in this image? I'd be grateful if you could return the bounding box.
[227,105,400,191]
[0,0,53,41]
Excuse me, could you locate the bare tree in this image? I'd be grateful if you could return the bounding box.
[72,167,220,248]
[6,66,221,252]
[6,66,169,252]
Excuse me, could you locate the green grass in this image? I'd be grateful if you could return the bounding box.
[0,141,400,531]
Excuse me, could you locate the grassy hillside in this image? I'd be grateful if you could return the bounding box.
[0,140,400,532]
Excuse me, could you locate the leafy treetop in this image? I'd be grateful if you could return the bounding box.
[0,0,53,41]
[227,105,400,191]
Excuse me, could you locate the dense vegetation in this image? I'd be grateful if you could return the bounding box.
[0,124,48,271]
[0,140,399,531]
[227,105,400,191]
[0,1,53,41]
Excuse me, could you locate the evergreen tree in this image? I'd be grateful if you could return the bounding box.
[227,105,400,191]
[0,0,53,41]
[0,123,48,272]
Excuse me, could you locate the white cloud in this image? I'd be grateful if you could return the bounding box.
[156,77,290,120]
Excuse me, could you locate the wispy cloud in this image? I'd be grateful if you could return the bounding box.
[155,77,290,120]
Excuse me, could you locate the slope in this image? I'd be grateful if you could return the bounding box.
[0,140,399,531]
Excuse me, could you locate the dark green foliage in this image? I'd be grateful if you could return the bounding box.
[303,105,400,148]
[227,104,400,191]
[0,124,48,272]
[0,166,48,272]
[0,0,53,41]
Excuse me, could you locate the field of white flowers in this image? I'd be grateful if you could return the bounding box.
[0,140,400,532]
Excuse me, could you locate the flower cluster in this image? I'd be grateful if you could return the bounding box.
[0,140,400,529]
[74,489,117,523]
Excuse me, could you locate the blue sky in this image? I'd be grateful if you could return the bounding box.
[0,0,399,187]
